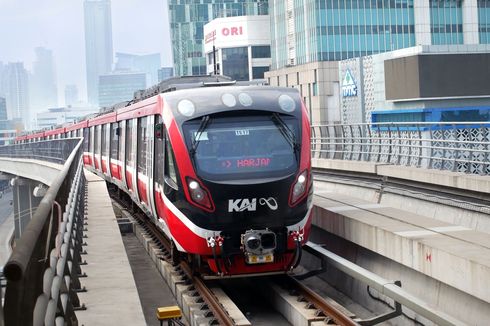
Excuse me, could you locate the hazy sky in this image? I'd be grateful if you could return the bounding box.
[0,0,173,104]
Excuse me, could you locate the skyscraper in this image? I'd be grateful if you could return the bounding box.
[84,0,113,105]
[0,97,7,120]
[168,0,268,76]
[1,63,29,129]
[30,47,58,111]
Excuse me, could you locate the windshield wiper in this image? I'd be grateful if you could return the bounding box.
[190,115,210,156]
[271,113,300,153]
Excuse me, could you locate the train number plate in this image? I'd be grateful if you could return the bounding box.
[246,253,274,264]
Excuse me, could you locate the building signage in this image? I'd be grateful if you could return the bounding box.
[205,25,245,44]
[342,69,358,97]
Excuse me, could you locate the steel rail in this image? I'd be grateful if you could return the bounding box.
[180,263,235,326]
[286,276,359,326]
[110,194,235,326]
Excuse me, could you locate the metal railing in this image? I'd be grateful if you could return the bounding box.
[1,139,86,325]
[311,122,490,176]
[0,138,81,164]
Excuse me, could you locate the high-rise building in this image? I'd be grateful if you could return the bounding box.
[84,0,113,105]
[30,47,58,112]
[98,72,146,107]
[0,97,7,120]
[64,85,79,107]
[266,0,490,124]
[1,63,29,129]
[168,0,268,76]
[115,52,161,85]
[158,67,174,82]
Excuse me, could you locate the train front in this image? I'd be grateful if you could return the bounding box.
[163,86,313,276]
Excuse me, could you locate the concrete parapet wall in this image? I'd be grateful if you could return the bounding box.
[377,165,490,194]
[312,158,490,194]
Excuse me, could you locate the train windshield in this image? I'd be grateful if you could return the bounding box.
[183,114,299,181]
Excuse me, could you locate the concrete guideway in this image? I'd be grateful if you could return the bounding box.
[312,182,490,323]
[0,157,62,187]
[75,170,146,325]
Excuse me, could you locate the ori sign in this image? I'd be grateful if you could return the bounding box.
[342,69,358,97]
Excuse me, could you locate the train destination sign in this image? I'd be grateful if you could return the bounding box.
[221,158,272,169]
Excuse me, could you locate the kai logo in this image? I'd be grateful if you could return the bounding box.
[342,69,358,97]
[228,197,278,212]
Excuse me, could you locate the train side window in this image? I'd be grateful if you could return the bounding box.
[164,130,178,190]
[110,123,119,160]
[154,115,165,186]
[126,119,135,168]
[137,116,148,176]
[83,128,89,152]
[101,124,107,158]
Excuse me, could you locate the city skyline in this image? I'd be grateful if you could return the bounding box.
[0,0,172,105]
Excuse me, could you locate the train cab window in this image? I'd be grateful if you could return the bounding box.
[101,124,108,158]
[126,119,135,168]
[182,114,299,181]
[137,117,149,176]
[83,128,89,152]
[154,115,165,186]
[110,123,119,160]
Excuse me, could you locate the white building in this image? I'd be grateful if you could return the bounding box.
[204,15,271,81]
[36,106,98,130]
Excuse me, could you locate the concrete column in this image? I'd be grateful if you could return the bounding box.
[414,0,432,45]
[11,178,43,240]
[463,0,479,44]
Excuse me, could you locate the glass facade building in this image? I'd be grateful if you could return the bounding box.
[430,0,463,45]
[270,0,490,70]
[271,0,417,68]
[168,0,268,76]
[479,0,490,43]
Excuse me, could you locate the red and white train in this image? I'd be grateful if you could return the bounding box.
[16,76,313,276]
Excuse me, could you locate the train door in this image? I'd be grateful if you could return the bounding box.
[94,125,101,170]
[120,120,127,191]
[83,128,91,165]
[101,124,108,175]
[153,115,169,234]
[146,115,158,218]
[137,116,150,206]
[125,119,136,195]
[110,122,121,181]
[89,126,95,168]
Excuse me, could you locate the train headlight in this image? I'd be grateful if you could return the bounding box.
[289,170,308,206]
[278,94,296,112]
[221,93,237,107]
[178,99,195,117]
[238,93,253,107]
[186,177,214,211]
